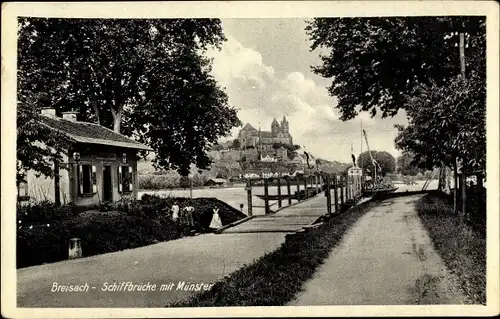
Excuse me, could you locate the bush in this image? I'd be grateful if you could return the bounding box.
[415,192,454,215]
[17,213,180,268]
[17,201,80,225]
[138,174,211,190]
[138,174,180,190]
[416,193,486,304]
[16,196,246,268]
[136,195,246,232]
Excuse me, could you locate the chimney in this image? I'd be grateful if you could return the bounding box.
[41,107,57,118]
[62,111,78,122]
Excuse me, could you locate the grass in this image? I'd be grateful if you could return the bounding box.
[167,199,378,307]
[415,192,486,304]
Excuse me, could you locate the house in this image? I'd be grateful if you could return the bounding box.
[20,108,152,206]
[204,178,228,187]
[291,155,306,165]
[260,154,277,162]
[275,146,288,160]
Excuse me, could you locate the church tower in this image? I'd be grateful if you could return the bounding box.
[281,116,289,133]
[271,118,280,137]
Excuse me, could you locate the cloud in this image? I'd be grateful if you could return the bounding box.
[208,36,407,163]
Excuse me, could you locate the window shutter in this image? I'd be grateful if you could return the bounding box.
[92,165,97,193]
[79,165,84,195]
[128,166,133,191]
[118,166,123,193]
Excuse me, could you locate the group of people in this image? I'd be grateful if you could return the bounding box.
[169,201,223,234]
[170,202,195,228]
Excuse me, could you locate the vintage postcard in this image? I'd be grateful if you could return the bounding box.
[2,1,499,318]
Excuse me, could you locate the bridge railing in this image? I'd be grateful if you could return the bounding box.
[244,172,363,216]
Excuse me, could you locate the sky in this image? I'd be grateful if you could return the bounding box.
[208,18,408,163]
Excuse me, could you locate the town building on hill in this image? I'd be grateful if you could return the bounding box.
[260,154,277,162]
[275,146,288,160]
[238,116,293,151]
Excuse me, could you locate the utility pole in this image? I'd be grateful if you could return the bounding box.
[459,31,467,220]
[360,119,363,170]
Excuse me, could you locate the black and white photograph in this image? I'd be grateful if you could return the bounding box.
[2,1,499,317]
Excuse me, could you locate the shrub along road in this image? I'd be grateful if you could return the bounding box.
[288,195,468,305]
[17,232,286,307]
[17,193,327,307]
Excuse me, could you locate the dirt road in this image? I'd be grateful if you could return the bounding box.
[288,195,468,305]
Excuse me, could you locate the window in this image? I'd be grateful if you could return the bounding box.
[18,180,28,197]
[79,164,97,195]
[118,166,133,193]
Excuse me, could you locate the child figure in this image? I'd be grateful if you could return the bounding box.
[209,208,223,231]
[171,202,180,222]
[183,206,195,227]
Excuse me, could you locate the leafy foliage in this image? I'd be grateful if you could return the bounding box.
[395,74,485,173]
[231,139,241,149]
[357,150,396,176]
[16,93,71,184]
[17,196,246,268]
[396,152,424,176]
[17,18,241,177]
[306,16,485,121]
[307,16,486,175]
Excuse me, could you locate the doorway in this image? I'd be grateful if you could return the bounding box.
[102,165,113,202]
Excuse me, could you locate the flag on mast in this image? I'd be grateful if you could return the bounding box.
[351,143,356,167]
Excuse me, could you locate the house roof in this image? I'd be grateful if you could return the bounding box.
[207,178,227,184]
[41,116,152,151]
[241,123,257,131]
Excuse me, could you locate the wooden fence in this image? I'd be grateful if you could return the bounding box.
[244,172,363,216]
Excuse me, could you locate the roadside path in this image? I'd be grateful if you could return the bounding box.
[17,192,328,307]
[288,195,467,305]
[17,232,285,307]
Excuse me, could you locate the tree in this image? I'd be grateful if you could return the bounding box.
[306,16,485,121]
[396,152,423,176]
[211,144,224,151]
[307,16,486,183]
[395,74,486,175]
[357,151,396,176]
[17,18,240,177]
[216,167,230,179]
[16,93,71,184]
[231,139,241,149]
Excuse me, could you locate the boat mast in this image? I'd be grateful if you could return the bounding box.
[362,129,379,182]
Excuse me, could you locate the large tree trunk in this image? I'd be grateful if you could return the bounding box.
[110,106,122,133]
[54,159,61,206]
[453,162,458,214]
[437,161,447,192]
[91,94,100,125]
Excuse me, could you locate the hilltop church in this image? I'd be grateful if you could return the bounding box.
[238,116,293,151]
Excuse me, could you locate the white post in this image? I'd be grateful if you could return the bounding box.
[68,238,82,259]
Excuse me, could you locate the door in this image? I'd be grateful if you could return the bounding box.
[102,165,113,202]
